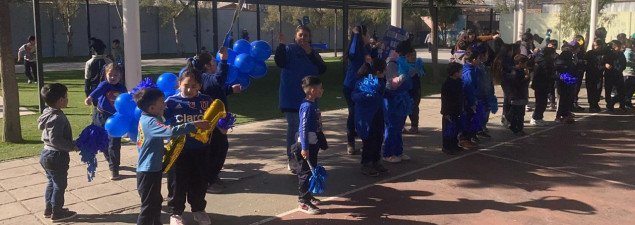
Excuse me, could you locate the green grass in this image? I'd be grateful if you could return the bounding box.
[0,59,445,161]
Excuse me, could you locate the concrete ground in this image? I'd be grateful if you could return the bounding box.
[0,84,633,224]
[0,96,35,118]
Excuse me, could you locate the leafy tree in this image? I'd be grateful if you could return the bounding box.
[49,0,81,58]
[140,0,193,57]
[557,0,614,39]
[0,0,23,143]
[494,0,540,14]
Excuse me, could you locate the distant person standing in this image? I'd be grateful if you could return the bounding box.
[425,32,432,52]
[110,39,123,64]
[242,29,250,41]
[17,35,37,84]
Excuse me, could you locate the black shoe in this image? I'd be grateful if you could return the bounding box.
[470,136,481,144]
[361,163,379,177]
[589,107,601,113]
[51,209,77,222]
[372,161,389,173]
[110,170,120,180]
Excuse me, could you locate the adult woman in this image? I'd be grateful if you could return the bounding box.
[343,24,376,155]
[275,26,327,174]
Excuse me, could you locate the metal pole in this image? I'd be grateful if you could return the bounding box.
[195,0,200,54]
[86,0,91,56]
[122,0,141,91]
[588,0,598,51]
[518,0,525,40]
[489,8,494,34]
[342,0,348,75]
[512,0,518,42]
[334,9,337,57]
[212,0,219,52]
[391,0,402,28]
[32,0,45,113]
[256,4,261,40]
[430,0,439,79]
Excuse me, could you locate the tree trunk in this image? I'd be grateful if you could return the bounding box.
[0,0,24,143]
[172,16,183,57]
[65,17,73,58]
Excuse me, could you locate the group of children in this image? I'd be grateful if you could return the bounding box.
[34,28,635,223]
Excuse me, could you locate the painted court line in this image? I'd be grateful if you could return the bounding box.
[249,117,571,225]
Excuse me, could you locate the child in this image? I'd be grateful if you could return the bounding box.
[603,40,627,111]
[38,83,78,222]
[296,76,325,215]
[531,47,557,126]
[555,50,576,122]
[622,40,634,109]
[84,63,127,179]
[133,88,210,225]
[475,44,496,138]
[585,39,606,112]
[190,47,241,193]
[16,35,37,84]
[164,68,214,225]
[84,40,111,104]
[504,55,530,135]
[401,45,425,134]
[382,41,415,163]
[111,39,123,64]
[352,58,388,176]
[459,49,481,149]
[441,63,465,155]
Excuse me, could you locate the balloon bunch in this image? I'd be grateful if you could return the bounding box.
[105,78,174,141]
[214,39,272,90]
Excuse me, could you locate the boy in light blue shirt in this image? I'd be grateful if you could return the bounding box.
[133,88,210,225]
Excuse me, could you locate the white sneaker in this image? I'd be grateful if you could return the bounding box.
[170,215,185,225]
[530,119,547,127]
[192,211,212,225]
[399,154,411,161]
[382,156,402,163]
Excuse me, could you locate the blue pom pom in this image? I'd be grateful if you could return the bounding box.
[309,164,328,194]
[217,112,237,130]
[560,73,577,86]
[130,78,158,95]
[76,124,110,182]
[358,74,381,96]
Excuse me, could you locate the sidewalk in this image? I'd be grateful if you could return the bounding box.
[0,96,35,118]
[0,84,633,224]
[14,49,453,73]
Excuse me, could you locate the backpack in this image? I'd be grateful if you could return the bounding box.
[87,58,107,86]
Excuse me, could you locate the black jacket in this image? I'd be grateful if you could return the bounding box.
[604,50,627,73]
[531,53,555,90]
[503,67,530,105]
[441,77,464,116]
[584,49,605,77]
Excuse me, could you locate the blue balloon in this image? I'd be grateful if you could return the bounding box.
[134,107,143,121]
[234,74,251,91]
[128,120,139,143]
[250,41,272,61]
[233,39,251,54]
[249,60,268,79]
[234,53,255,73]
[216,49,237,65]
[179,67,186,77]
[105,113,132,137]
[224,66,239,85]
[157,73,178,93]
[114,93,136,116]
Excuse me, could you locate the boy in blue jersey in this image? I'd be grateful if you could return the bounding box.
[296,76,325,215]
[164,69,216,225]
[84,63,127,179]
[133,88,210,225]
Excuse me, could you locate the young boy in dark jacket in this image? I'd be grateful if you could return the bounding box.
[38,83,78,222]
[555,50,576,122]
[441,63,465,155]
[531,47,556,126]
[604,40,627,111]
[503,55,530,135]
